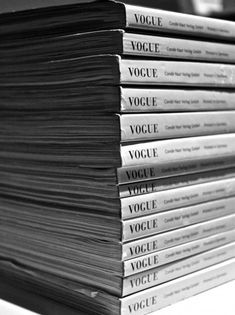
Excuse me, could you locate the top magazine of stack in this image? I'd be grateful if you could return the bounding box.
[2,0,235,41]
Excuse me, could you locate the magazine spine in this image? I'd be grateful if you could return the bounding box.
[119,169,235,198]
[124,230,235,276]
[120,112,235,142]
[123,33,235,62]
[122,197,235,241]
[120,59,235,87]
[121,177,235,219]
[124,4,235,40]
[120,134,235,167]
[118,156,235,184]
[120,258,235,314]
[122,214,235,260]
[122,242,235,296]
[120,88,235,112]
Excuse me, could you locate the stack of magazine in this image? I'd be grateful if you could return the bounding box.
[0,1,235,315]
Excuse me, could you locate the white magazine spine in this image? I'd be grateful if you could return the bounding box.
[122,214,235,260]
[124,4,235,40]
[118,156,235,184]
[120,258,235,315]
[122,242,235,296]
[121,177,235,219]
[119,169,235,198]
[123,33,235,62]
[120,88,235,112]
[122,197,235,241]
[122,214,235,261]
[120,112,235,142]
[120,59,235,86]
[120,134,235,167]
[124,230,235,276]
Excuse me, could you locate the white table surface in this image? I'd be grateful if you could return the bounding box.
[0,280,235,315]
